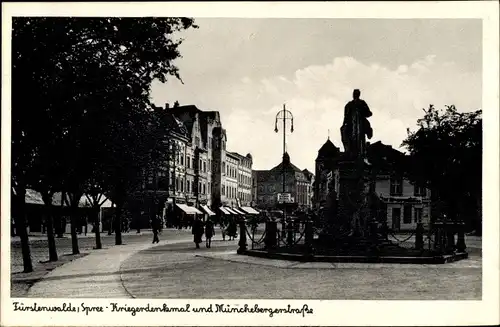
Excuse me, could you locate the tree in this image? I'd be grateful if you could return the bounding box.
[402,105,482,234]
[12,17,198,249]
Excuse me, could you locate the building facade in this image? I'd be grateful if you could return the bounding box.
[313,139,431,231]
[141,103,257,218]
[229,152,253,207]
[253,152,314,211]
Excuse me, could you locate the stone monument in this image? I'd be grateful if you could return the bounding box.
[327,89,375,245]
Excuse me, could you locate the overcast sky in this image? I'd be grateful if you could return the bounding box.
[150,18,482,173]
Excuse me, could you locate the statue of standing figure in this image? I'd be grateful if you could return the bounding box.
[340,89,374,237]
[341,89,373,159]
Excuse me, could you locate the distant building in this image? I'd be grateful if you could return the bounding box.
[229,152,253,207]
[139,103,258,225]
[313,139,431,231]
[253,152,314,211]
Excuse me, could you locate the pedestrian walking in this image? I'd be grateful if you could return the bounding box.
[205,219,215,248]
[192,216,204,249]
[151,214,161,244]
[220,221,227,241]
[226,217,237,241]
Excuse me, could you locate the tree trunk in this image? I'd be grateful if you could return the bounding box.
[41,193,58,262]
[70,202,80,255]
[13,188,33,272]
[93,207,102,249]
[114,201,123,245]
[56,192,65,237]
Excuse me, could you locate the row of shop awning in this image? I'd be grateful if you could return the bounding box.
[175,203,203,215]
[220,206,259,215]
[175,203,259,216]
[240,206,260,215]
[201,205,216,216]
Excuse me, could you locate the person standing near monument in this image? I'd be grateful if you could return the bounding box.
[340,89,373,159]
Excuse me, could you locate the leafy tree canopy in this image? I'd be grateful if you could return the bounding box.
[12,17,197,196]
[402,105,481,224]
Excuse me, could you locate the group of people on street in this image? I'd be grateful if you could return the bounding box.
[149,213,242,248]
[192,215,239,248]
[192,216,215,248]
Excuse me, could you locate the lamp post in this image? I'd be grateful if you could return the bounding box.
[274,104,294,223]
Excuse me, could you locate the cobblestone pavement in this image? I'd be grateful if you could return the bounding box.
[120,241,482,300]
[9,229,189,274]
[10,229,194,297]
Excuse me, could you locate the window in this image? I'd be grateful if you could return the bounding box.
[403,205,412,224]
[203,183,206,194]
[390,177,403,195]
[203,161,206,172]
[191,158,194,169]
[186,180,190,193]
[180,155,184,166]
[392,208,401,230]
[186,156,190,168]
[222,162,226,175]
[414,208,423,223]
[180,178,184,192]
[222,184,225,195]
[414,185,427,197]
[199,182,202,194]
[199,159,202,170]
[175,178,179,192]
[208,182,211,193]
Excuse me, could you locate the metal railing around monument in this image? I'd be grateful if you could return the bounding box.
[236,216,468,257]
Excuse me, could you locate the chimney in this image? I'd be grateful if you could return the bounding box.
[165,103,170,110]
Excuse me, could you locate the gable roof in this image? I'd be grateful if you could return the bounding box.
[317,138,340,159]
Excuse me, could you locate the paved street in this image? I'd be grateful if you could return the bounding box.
[10,228,193,274]
[10,228,195,297]
[16,231,481,300]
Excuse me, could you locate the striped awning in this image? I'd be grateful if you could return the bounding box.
[240,206,260,215]
[224,207,238,215]
[232,208,246,215]
[176,204,203,215]
[219,207,231,215]
[25,189,44,205]
[201,205,215,216]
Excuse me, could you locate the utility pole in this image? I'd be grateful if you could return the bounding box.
[275,104,294,222]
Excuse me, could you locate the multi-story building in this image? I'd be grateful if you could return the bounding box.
[313,139,431,231]
[302,169,314,208]
[252,170,258,205]
[228,152,253,207]
[167,104,258,215]
[253,152,314,211]
[223,152,239,207]
[136,106,192,227]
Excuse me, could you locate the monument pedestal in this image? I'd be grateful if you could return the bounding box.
[319,158,378,251]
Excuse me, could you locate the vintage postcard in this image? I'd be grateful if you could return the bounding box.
[1,1,499,326]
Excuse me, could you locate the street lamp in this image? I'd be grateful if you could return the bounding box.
[274,104,294,224]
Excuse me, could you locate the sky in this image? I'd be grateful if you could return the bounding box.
[150,18,482,173]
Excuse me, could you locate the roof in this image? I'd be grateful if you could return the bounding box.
[152,106,189,139]
[317,138,340,158]
[366,141,408,174]
[269,152,304,174]
[227,151,251,162]
[170,105,222,148]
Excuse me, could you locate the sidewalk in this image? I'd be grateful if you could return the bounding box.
[10,229,156,243]
[25,235,195,298]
